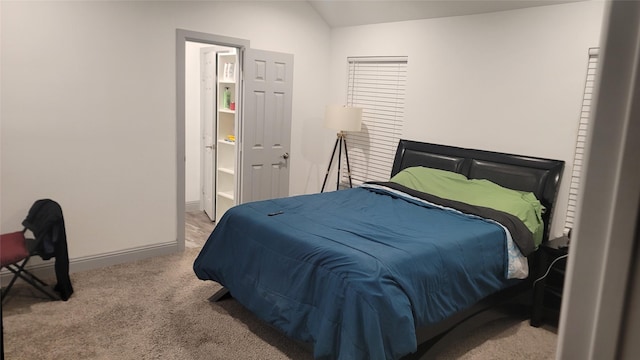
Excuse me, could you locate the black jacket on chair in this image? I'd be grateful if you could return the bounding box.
[22,199,74,301]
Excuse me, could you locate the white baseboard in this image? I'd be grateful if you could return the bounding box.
[185,200,201,213]
[1,241,179,285]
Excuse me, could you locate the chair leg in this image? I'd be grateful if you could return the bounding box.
[1,257,30,300]
[2,267,22,299]
[1,258,60,302]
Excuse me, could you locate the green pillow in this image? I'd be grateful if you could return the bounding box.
[390,167,545,247]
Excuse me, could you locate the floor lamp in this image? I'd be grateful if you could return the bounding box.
[321,105,363,192]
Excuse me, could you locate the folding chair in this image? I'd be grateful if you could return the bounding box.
[1,229,60,302]
[2,199,73,303]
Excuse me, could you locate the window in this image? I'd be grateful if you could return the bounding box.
[342,56,408,186]
[565,48,599,235]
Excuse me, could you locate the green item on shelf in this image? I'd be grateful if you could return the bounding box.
[223,87,231,109]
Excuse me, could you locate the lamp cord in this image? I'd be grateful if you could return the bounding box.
[533,254,569,287]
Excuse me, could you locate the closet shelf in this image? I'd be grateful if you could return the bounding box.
[217,191,234,201]
[215,51,238,221]
[218,139,236,146]
[218,167,234,175]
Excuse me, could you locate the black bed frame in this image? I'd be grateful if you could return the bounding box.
[392,140,564,244]
[392,140,564,359]
[210,140,565,359]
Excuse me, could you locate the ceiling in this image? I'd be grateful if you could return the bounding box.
[307,0,585,28]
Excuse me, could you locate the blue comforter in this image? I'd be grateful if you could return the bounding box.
[194,186,517,359]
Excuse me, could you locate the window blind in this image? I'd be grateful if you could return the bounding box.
[565,48,599,235]
[343,56,408,186]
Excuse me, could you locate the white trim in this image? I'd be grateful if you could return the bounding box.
[1,242,178,284]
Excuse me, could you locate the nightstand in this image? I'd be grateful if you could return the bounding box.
[530,235,570,327]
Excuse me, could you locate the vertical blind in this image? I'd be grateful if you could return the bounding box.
[343,56,408,185]
[565,48,599,235]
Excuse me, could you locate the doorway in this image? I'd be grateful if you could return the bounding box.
[184,41,235,221]
[176,30,250,251]
[177,30,294,251]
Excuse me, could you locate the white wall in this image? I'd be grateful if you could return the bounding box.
[1,1,331,259]
[328,1,606,238]
[1,0,606,264]
[185,41,204,205]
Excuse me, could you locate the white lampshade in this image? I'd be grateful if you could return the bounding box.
[324,105,363,132]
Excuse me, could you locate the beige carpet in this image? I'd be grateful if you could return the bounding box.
[2,217,558,359]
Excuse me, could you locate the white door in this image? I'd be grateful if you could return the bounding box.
[241,49,293,203]
[201,47,217,220]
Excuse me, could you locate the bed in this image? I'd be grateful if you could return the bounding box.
[193,139,564,359]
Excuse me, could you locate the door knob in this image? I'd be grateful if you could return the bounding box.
[282,152,289,159]
[205,145,214,149]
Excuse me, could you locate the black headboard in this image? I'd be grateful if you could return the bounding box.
[391,140,564,242]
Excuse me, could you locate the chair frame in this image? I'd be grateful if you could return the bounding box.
[1,230,60,303]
